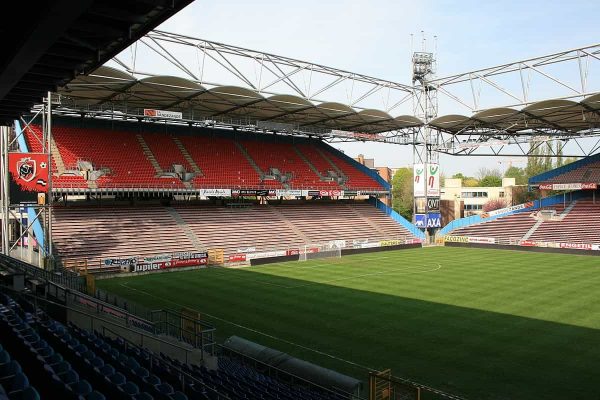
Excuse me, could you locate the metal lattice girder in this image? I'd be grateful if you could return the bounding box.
[51,29,600,150]
[432,43,600,112]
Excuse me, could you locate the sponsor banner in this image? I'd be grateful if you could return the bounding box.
[415,197,426,213]
[413,164,425,197]
[380,239,403,247]
[538,183,597,191]
[352,239,368,249]
[415,197,441,213]
[592,245,600,251]
[481,201,534,218]
[237,247,256,253]
[319,189,343,197]
[467,236,495,244]
[8,152,50,203]
[275,189,302,197]
[426,212,441,228]
[405,238,423,244]
[519,239,538,247]
[361,242,381,249]
[171,252,208,267]
[246,250,287,260]
[414,213,427,228]
[307,190,320,197]
[133,252,207,272]
[427,197,440,211]
[328,240,346,248]
[228,254,247,262]
[305,247,320,254]
[458,139,508,149]
[559,242,592,250]
[344,190,358,197]
[143,109,183,119]
[199,188,231,197]
[357,190,385,196]
[444,235,468,243]
[234,189,276,196]
[138,254,173,270]
[286,248,300,256]
[102,257,137,268]
[426,163,440,197]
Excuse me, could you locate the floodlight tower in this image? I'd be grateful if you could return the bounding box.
[411,35,441,236]
[412,46,438,163]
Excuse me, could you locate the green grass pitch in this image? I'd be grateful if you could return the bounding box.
[97,247,600,400]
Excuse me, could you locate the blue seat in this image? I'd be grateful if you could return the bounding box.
[59,370,79,386]
[6,372,29,396]
[36,352,62,366]
[95,364,115,377]
[85,356,104,369]
[118,381,140,397]
[106,372,127,387]
[86,390,106,400]
[133,367,149,380]
[0,360,22,385]
[8,385,40,400]
[133,392,154,400]
[169,391,188,400]
[0,351,10,365]
[68,379,93,397]
[143,374,161,387]
[155,382,174,398]
[44,361,72,377]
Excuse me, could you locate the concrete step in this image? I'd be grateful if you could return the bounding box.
[173,137,203,176]
[136,134,163,175]
[234,141,264,176]
[165,207,207,252]
[293,146,325,179]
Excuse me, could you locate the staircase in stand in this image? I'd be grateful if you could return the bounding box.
[315,147,344,176]
[136,134,163,175]
[173,137,203,176]
[165,207,207,252]
[293,146,325,179]
[50,136,66,175]
[269,206,309,243]
[344,203,388,236]
[234,142,264,176]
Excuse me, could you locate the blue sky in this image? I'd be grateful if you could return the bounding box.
[147,0,600,176]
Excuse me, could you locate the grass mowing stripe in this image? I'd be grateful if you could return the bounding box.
[99,247,600,400]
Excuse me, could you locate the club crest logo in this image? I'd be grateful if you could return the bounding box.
[16,157,36,182]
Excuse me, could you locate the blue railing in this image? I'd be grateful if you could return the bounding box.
[14,120,46,254]
[439,191,588,235]
[369,198,425,239]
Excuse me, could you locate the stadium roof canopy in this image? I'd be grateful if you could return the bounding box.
[429,96,600,134]
[0,0,193,124]
[58,66,423,134]
[58,65,600,135]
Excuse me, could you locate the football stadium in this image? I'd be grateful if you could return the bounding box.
[0,1,599,400]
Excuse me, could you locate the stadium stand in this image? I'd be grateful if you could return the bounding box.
[22,121,385,191]
[51,206,200,272]
[447,211,542,242]
[541,160,600,184]
[0,289,349,400]
[52,202,417,271]
[447,197,600,246]
[527,200,600,244]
